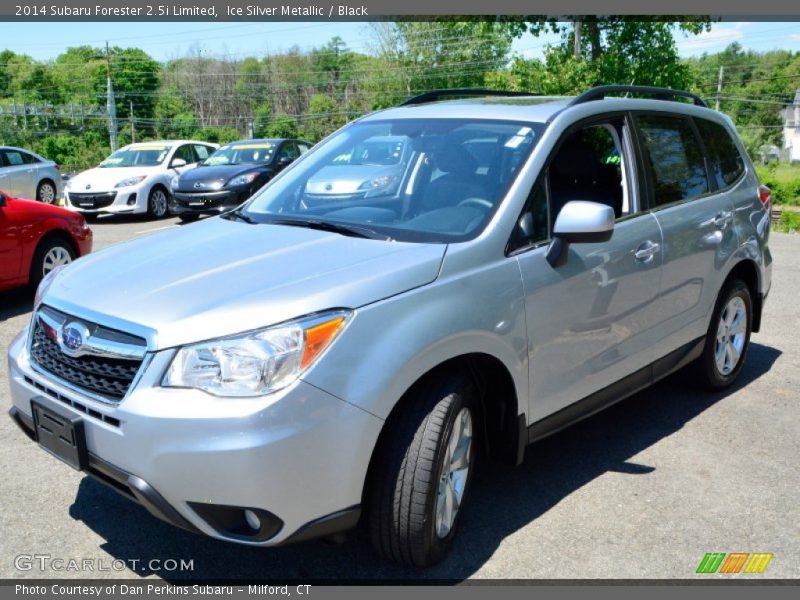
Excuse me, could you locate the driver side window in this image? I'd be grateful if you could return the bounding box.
[547,122,630,227]
[508,117,636,254]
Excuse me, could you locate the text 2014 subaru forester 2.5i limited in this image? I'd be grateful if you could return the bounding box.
[8,86,772,567]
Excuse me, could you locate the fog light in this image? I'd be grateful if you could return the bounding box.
[127,193,137,206]
[244,509,260,531]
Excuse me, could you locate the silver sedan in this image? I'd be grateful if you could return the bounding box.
[0,146,62,203]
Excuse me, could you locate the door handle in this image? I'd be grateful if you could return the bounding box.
[713,211,733,229]
[634,240,660,262]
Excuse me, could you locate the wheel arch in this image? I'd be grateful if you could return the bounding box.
[724,258,762,332]
[361,351,523,508]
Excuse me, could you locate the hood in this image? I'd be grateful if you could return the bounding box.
[44,216,446,349]
[177,164,266,190]
[306,164,401,195]
[68,166,161,192]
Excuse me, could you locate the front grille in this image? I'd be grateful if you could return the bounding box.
[30,310,146,402]
[68,191,117,209]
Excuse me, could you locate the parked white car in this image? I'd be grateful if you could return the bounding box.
[65,141,218,219]
[0,146,62,203]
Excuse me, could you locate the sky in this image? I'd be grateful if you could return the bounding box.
[1,20,799,62]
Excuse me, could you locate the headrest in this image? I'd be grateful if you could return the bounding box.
[551,141,599,179]
[433,145,479,177]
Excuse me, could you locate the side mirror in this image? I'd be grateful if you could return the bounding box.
[0,193,6,207]
[546,201,615,268]
[277,156,292,167]
[171,158,187,169]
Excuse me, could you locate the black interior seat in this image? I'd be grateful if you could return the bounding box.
[549,139,623,222]
[419,145,487,213]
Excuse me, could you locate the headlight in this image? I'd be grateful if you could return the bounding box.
[114,175,147,188]
[34,265,66,308]
[162,310,350,397]
[358,175,396,190]
[227,173,259,187]
[64,179,73,191]
[358,175,398,198]
[170,174,180,191]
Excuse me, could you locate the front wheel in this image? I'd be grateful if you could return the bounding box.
[147,187,170,219]
[368,373,477,567]
[29,237,76,288]
[693,279,752,390]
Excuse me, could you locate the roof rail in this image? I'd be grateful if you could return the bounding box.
[569,85,707,108]
[399,88,537,107]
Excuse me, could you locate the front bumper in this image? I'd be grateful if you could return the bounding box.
[171,189,247,215]
[65,184,146,215]
[7,327,383,545]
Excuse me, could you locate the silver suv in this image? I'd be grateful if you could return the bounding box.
[7,86,772,567]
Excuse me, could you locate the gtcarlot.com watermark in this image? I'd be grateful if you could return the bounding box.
[14,553,194,573]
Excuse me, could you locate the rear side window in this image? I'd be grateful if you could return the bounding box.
[21,152,39,164]
[3,150,24,166]
[694,118,745,189]
[636,115,708,206]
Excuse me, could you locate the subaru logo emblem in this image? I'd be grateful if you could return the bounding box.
[60,322,90,356]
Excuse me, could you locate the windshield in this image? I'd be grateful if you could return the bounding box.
[99,145,171,168]
[203,143,276,166]
[242,119,543,243]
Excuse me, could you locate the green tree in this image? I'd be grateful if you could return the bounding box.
[301,94,346,141]
[263,113,299,139]
[494,18,712,93]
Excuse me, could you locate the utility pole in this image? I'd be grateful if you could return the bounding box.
[130,99,135,142]
[715,65,724,112]
[106,41,118,151]
[574,19,582,59]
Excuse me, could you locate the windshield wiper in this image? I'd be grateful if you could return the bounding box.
[268,218,392,241]
[223,208,257,224]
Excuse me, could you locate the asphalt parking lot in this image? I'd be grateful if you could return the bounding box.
[1,219,798,581]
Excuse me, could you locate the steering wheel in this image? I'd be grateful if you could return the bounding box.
[457,197,493,211]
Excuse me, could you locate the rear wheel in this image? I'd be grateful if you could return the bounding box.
[29,237,75,288]
[36,180,57,204]
[147,186,169,219]
[368,372,477,567]
[693,279,752,390]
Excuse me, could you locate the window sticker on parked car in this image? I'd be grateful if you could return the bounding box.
[505,126,534,149]
[235,144,274,150]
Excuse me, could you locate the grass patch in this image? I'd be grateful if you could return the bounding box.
[756,163,800,205]
[774,209,800,233]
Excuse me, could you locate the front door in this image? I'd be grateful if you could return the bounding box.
[513,116,665,422]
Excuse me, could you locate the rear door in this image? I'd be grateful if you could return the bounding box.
[0,149,29,197]
[633,113,738,350]
[514,114,665,422]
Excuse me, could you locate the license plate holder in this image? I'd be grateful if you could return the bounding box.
[30,399,88,470]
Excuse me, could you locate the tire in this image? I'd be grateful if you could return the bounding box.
[147,186,170,219]
[36,180,57,204]
[693,279,752,390]
[368,372,478,567]
[178,213,200,223]
[29,237,76,288]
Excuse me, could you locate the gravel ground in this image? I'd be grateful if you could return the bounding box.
[1,219,797,581]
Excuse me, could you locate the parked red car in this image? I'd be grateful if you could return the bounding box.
[0,191,92,292]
